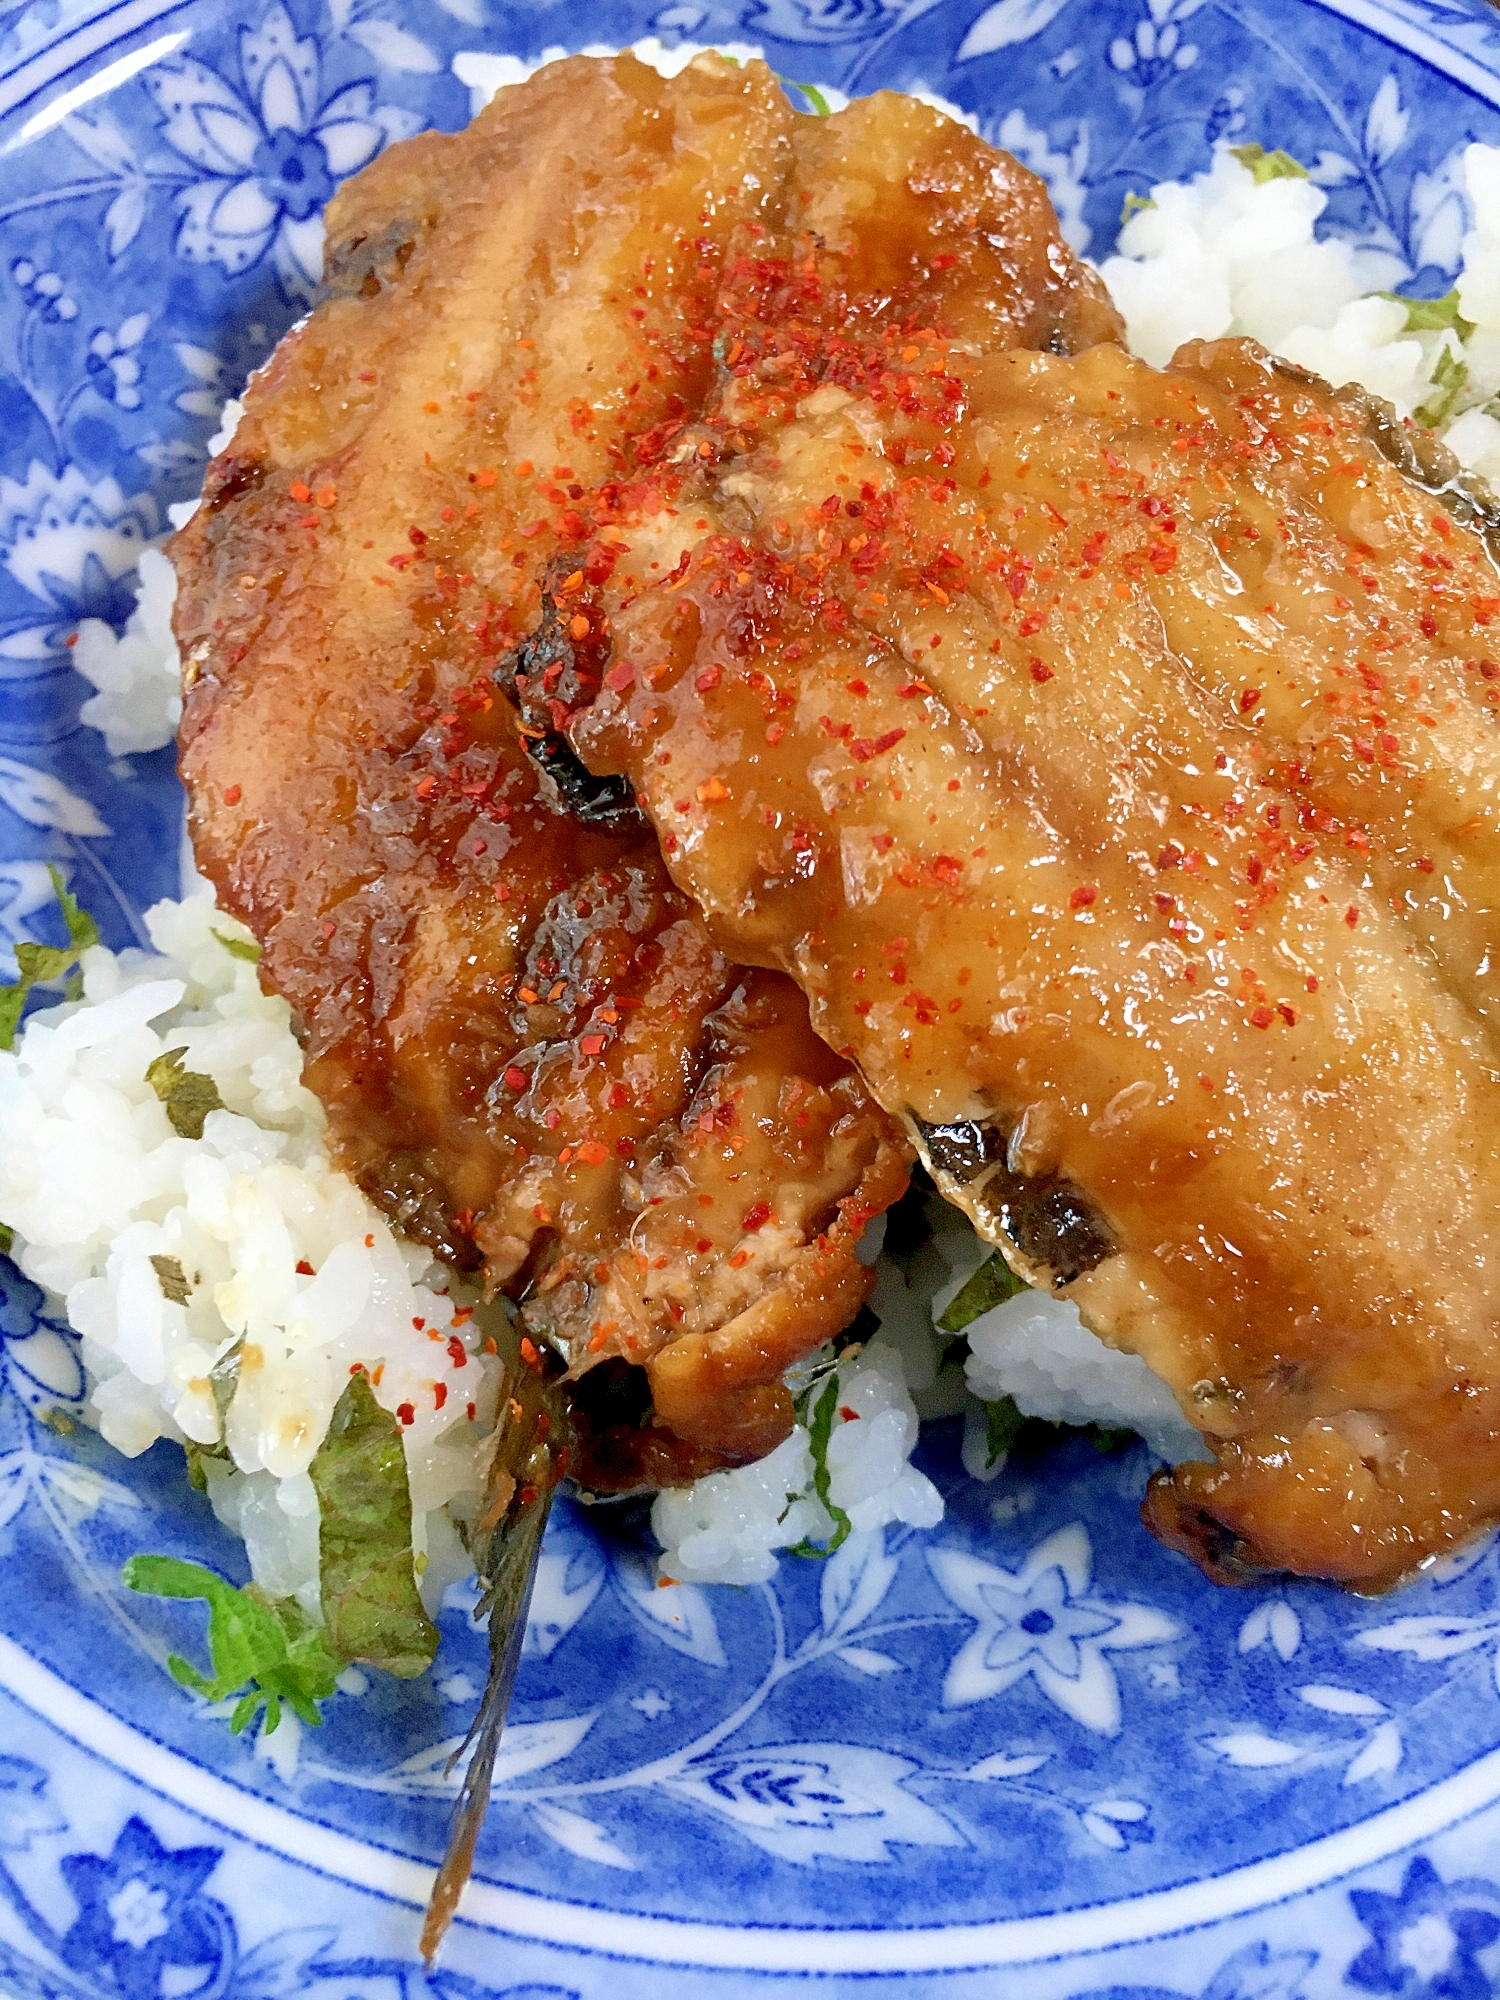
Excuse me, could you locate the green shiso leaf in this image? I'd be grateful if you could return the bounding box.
[0,1221,11,1257]
[982,1393,1028,1468]
[309,1370,439,1679]
[122,1555,341,1733]
[788,1371,854,1558]
[1385,287,1474,337]
[150,1254,192,1306]
[212,928,261,963]
[145,1047,224,1140]
[937,1250,1027,1332]
[0,867,101,1053]
[1418,342,1469,425]
[776,73,832,115]
[1228,142,1309,184]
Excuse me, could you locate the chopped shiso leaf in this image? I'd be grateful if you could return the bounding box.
[776,73,832,115]
[209,1340,242,1433]
[0,1221,11,1257]
[937,1250,1027,1332]
[788,1370,854,1558]
[1386,288,1475,336]
[982,1393,1028,1468]
[122,1555,341,1734]
[183,1441,226,1492]
[0,866,100,1052]
[150,1254,192,1305]
[1228,142,1309,183]
[978,1394,1138,1467]
[1120,190,1156,224]
[145,1048,224,1140]
[213,927,261,962]
[309,1370,439,1679]
[1419,343,1470,425]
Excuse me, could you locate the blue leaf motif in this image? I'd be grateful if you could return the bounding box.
[1365,76,1409,166]
[662,1742,964,1863]
[957,0,1074,61]
[347,19,440,73]
[0,1757,63,1852]
[613,1553,726,1667]
[819,1527,897,1640]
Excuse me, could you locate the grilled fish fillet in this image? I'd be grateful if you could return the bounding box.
[560,326,1500,1590]
[171,53,1112,1477]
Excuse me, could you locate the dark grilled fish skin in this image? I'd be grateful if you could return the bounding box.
[560,328,1500,1592]
[171,54,1111,1471]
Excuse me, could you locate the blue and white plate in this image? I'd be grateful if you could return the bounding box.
[6,3,1500,1995]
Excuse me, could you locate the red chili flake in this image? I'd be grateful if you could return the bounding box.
[1198,1073,1215,1092]
[364,1233,375,1248]
[433,1382,448,1411]
[845,678,869,696]
[520,1337,542,1371]
[1420,613,1438,639]
[1306,975,1319,992]
[1069,884,1097,909]
[504,1065,528,1091]
[1415,856,1435,873]
[1239,688,1262,713]
[695,664,721,692]
[413,774,436,800]
[1249,1004,1274,1029]
[576,1140,609,1165]
[839,1406,861,1422]
[1277,1002,1298,1025]
[412,1317,426,1331]
[1029,659,1054,684]
[223,784,242,805]
[742,1201,772,1232]
[849,729,905,763]
[447,1336,469,1368]
[314,484,337,509]
[579,1034,606,1055]
[396,1402,415,1427]
[296,1259,315,1276]
[1345,905,1360,927]
[358,371,376,382]
[349,1362,365,1375]
[518,1483,539,1508]
[895,680,931,699]
[288,480,311,503]
[321,920,336,940]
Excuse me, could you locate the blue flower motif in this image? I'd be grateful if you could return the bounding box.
[1109,0,1200,85]
[0,1266,83,1418]
[745,0,905,45]
[142,4,391,301]
[1347,1856,1500,2000]
[0,461,156,677]
[85,315,150,413]
[57,1817,229,2000]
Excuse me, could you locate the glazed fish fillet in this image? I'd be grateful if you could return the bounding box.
[561,330,1500,1590]
[170,53,1112,1476]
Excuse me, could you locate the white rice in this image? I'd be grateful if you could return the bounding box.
[35,84,1500,1606]
[1102,139,1500,471]
[0,886,503,1614]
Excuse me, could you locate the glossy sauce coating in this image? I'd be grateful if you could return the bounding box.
[567,329,1500,1588]
[171,55,1106,1476]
